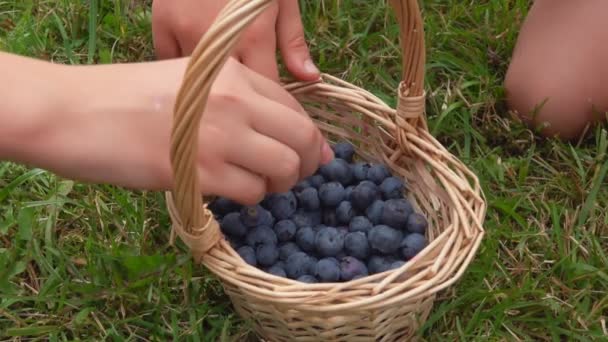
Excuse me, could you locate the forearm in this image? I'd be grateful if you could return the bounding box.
[0,51,181,188]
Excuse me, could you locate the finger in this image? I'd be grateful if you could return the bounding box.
[239,45,281,82]
[277,0,320,81]
[151,2,180,59]
[201,162,267,206]
[244,64,306,115]
[227,130,300,193]
[249,96,334,179]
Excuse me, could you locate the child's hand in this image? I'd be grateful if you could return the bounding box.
[151,0,320,82]
[1,54,332,205]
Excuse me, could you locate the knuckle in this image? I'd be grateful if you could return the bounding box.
[276,149,301,180]
[286,33,307,50]
[300,120,321,148]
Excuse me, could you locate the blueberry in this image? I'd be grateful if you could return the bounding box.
[390,260,406,270]
[332,141,356,162]
[400,233,428,260]
[351,182,380,211]
[344,185,355,201]
[336,201,355,224]
[296,187,320,211]
[228,236,244,250]
[220,212,247,237]
[315,227,345,257]
[279,242,301,261]
[285,252,314,279]
[296,275,318,283]
[352,162,371,182]
[318,182,346,207]
[209,197,241,217]
[367,164,391,184]
[293,180,311,193]
[274,220,297,242]
[240,205,274,228]
[292,210,313,229]
[381,199,413,230]
[349,216,373,234]
[306,210,323,227]
[380,177,405,200]
[314,257,341,282]
[295,226,316,253]
[367,255,396,274]
[406,213,428,234]
[336,226,349,236]
[237,246,257,266]
[365,200,385,225]
[368,225,403,254]
[322,208,339,226]
[256,243,279,267]
[245,226,277,247]
[344,232,370,259]
[340,256,368,281]
[268,191,297,220]
[307,174,326,189]
[266,263,287,278]
[319,159,354,185]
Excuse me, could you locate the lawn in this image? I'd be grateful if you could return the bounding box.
[1,0,607,340]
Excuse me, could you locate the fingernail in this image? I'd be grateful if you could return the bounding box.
[321,140,334,164]
[304,59,319,75]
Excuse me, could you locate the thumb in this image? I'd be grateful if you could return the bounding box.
[277,0,320,81]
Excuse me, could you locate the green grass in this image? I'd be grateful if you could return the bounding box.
[1,0,608,340]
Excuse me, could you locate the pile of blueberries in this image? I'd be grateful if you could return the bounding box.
[208,141,429,283]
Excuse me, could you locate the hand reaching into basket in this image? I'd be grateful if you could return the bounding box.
[0,53,333,204]
[151,0,320,82]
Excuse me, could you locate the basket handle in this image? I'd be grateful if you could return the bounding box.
[167,0,427,260]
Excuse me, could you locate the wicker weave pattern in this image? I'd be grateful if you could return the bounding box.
[165,0,486,340]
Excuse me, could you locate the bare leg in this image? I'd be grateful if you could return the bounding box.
[504,0,608,140]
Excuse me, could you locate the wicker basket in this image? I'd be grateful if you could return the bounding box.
[165,0,486,340]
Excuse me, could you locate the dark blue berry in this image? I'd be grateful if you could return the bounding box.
[285,252,314,279]
[352,162,371,182]
[245,226,277,247]
[344,232,370,259]
[295,226,316,253]
[237,246,257,266]
[240,205,274,228]
[308,174,325,189]
[367,164,391,184]
[318,182,346,207]
[266,263,287,278]
[380,177,405,200]
[314,257,341,282]
[381,199,413,230]
[209,197,241,217]
[365,200,385,224]
[349,216,373,234]
[315,227,345,257]
[368,225,403,254]
[336,201,355,224]
[351,182,380,211]
[344,185,355,201]
[322,208,339,226]
[293,180,311,193]
[279,242,301,261]
[292,210,313,228]
[220,212,247,237]
[228,236,244,250]
[367,255,397,274]
[332,142,356,162]
[400,233,428,260]
[274,220,297,242]
[306,210,323,227]
[256,243,279,267]
[340,256,368,281]
[296,187,320,211]
[320,159,354,185]
[390,260,406,270]
[297,275,318,283]
[268,191,297,220]
[406,213,428,234]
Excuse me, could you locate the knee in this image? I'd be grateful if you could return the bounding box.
[504,62,597,141]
